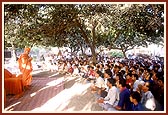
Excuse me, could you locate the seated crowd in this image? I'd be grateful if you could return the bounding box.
[54,55,164,111]
[4,52,164,111]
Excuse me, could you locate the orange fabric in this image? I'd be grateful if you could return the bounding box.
[24,47,31,53]
[4,69,23,95]
[4,69,13,78]
[18,51,33,86]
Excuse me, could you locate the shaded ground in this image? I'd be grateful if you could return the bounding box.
[3,71,102,112]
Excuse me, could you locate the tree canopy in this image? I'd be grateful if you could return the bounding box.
[4,3,164,61]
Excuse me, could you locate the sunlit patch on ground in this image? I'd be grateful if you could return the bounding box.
[4,72,102,112]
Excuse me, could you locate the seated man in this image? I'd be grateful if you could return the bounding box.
[141,81,156,111]
[97,78,119,111]
[90,70,105,97]
[108,79,132,111]
[72,64,80,77]
[130,91,145,111]
[87,66,96,82]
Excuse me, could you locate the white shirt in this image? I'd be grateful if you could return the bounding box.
[104,86,119,106]
[141,91,156,111]
[104,78,109,91]
[73,68,79,75]
[133,80,145,92]
[95,77,105,88]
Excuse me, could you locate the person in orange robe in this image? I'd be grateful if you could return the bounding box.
[18,47,33,89]
[4,69,23,98]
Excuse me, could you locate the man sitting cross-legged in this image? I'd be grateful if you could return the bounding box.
[97,78,119,111]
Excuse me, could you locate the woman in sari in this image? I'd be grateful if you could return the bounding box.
[18,47,33,89]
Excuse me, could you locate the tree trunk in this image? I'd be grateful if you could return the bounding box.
[11,43,17,62]
[90,22,97,64]
[80,46,87,59]
[121,49,127,59]
[90,44,97,63]
[77,39,86,58]
[76,19,97,63]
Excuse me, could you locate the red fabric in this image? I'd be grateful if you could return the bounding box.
[68,67,74,74]
[89,70,95,76]
[126,78,133,85]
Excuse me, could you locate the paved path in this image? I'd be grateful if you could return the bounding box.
[3,71,102,112]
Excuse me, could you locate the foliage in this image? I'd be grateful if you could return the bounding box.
[4,3,164,60]
[101,4,164,58]
[109,51,124,58]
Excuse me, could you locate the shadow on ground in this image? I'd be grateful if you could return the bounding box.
[4,71,65,111]
[4,72,102,112]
